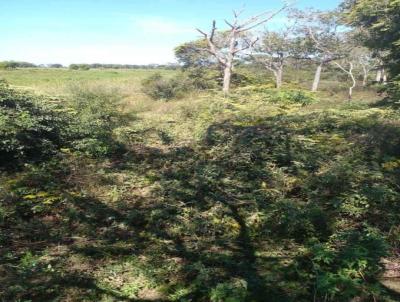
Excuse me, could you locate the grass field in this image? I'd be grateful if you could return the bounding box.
[0,68,174,95]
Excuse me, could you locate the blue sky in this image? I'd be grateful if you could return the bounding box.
[0,0,341,65]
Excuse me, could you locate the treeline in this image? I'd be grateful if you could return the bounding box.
[68,63,179,70]
[0,61,38,69]
[0,61,179,70]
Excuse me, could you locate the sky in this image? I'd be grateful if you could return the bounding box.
[0,0,341,65]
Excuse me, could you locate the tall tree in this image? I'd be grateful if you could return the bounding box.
[292,9,346,92]
[197,5,289,94]
[251,27,298,88]
[342,0,400,76]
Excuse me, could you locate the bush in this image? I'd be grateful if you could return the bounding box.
[142,73,189,100]
[234,86,317,106]
[183,67,220,90]
[0,80,67,169]
[310,228,388,301]
[66,84,128,157]
[210,279,248,302]
[0,80,129,168]
[230,69,268,87]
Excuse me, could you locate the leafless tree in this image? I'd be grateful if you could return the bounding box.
[356,48,379,87]
[334,60,356,101]
[196,4,290,94]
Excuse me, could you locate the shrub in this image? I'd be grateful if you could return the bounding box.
[0,80,67,169]
[310,228,388,301]
[230,69,268,87]
[210,279,248,302]
[234,86,317,106]
[0,80,128,168]
[66,84,128,157]
[142,73,189,100]
[183,67,220,90]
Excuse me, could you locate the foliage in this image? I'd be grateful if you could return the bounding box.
[310,228,388,301]
[174,39,214,68]
[141,72,190,100]
[343,0,400,74]
[0,80,67,168]
[69,64,90,70]
[66,84,129,157]
[233,85,317,106]
[0,61,37,69]
[0,65,399,302]
[0,80,127,169]
[210,279,248,302]
[384,75,400,106]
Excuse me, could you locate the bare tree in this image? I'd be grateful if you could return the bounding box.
[356,48,379,87]
[334,60,356,101]
[196,4,289,94]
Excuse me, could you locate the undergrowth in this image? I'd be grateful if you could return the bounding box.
[1,79,400,301]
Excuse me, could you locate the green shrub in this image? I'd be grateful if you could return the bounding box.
[234,86,317,106]
[0,80,128,167]
[310,228,388,301]
[142,73,189,100]
[66,84,128,157]
[183,67,220,90]
[231,69,268,87]
[210,279,248,302]
[0,80,67,168]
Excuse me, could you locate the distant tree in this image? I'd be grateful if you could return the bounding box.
[292,9,346,92]
[196,5,289,94]
[0,61,35,69]
[69,64,89,70]
[251,27,299,88]
[69,64,79,70]
[48,64,64,68]
[79,64,90,70]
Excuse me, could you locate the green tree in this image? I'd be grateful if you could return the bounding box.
[174,39,213,68]
[343,0,400,75]
[252,28,299,88]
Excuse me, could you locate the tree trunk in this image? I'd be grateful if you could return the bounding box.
[376,69,382,82]
[383,68,387,83]
[312,63,323,92]
[274,68,283,89]
[362,66,368,87]
[223,65,232,95]
[348,66,356,102]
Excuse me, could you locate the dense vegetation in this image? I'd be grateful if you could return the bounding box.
[1,1,400,301]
